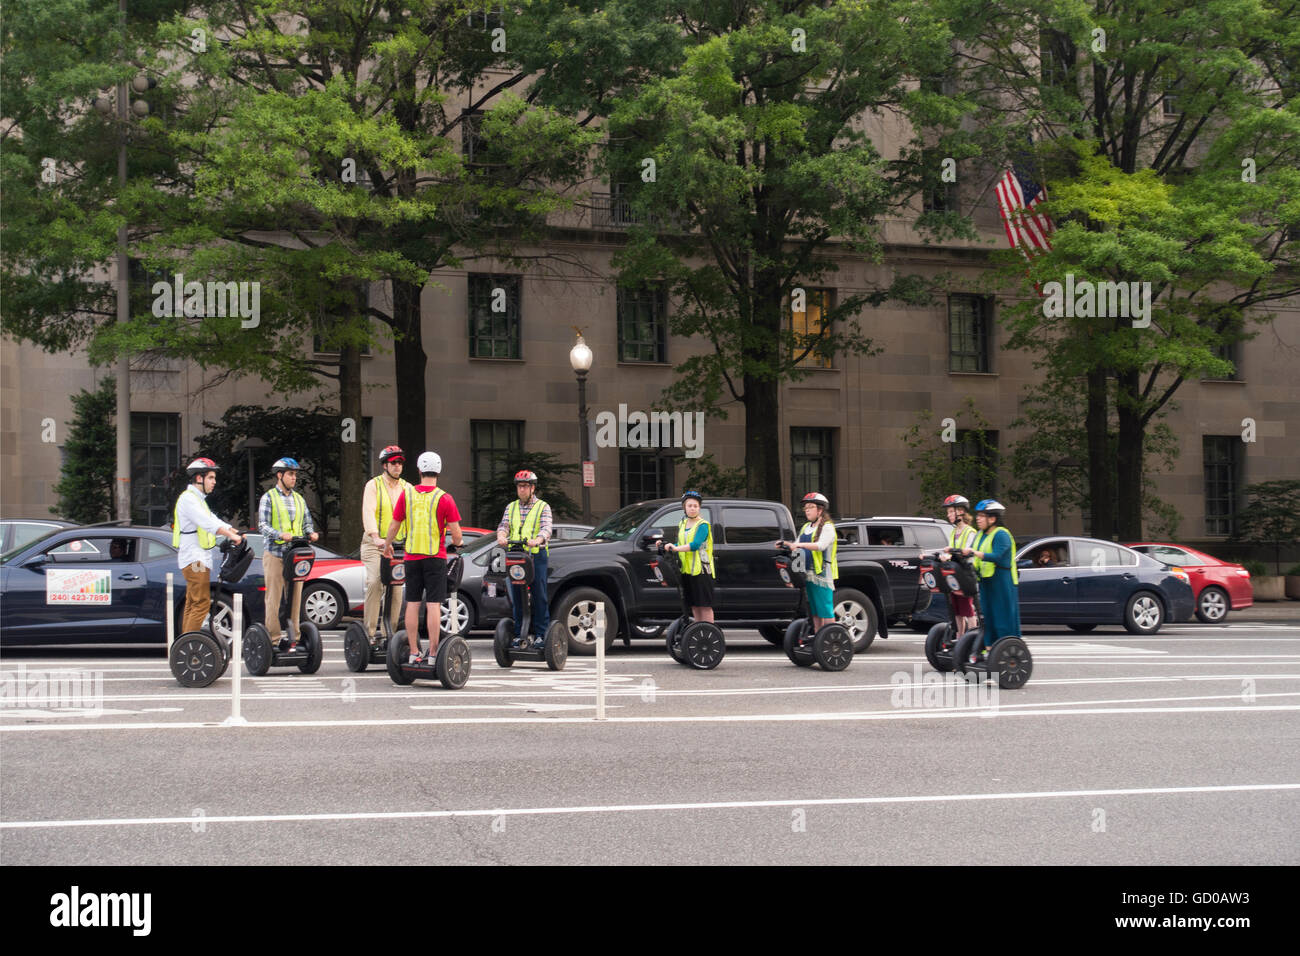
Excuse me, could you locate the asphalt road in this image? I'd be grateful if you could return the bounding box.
[3,620,1298,865]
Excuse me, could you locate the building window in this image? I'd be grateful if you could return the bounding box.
[468,274,522,359]
[620,451,672,506]
[1203,436,1240,536]
[1040,29,1075,89]
[461,108,485,162]
[791,427,835,509]
[921,149,958,215]
[952,428,999,502]
[949,294,991,373]
[130,413,179,527]
[1210,339,1240,380]
[1162,91,1180,116]
[617,283,667,363]
[786,288,833,369]
[470,420,523,526]
[128,258,170,320]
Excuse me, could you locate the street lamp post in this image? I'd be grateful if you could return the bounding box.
[569,331,593,524]
[237,437,267,527]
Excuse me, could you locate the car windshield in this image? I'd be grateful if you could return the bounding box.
[1,528,66,565]
[589,503,660,541]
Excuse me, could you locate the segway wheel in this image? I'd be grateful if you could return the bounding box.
[544,621,568,671]
[436,635,471,690]
[298,621,323,674]
[242,624,273,676]
[989,637,1033,690]
[664,619,687,664]
[924,622,955,672]
[387,628,415,685]
[783,619,814,667]
[812,623,853,671]
[170,631,224,688]
[493,619,515,668]
[344,621,371,672]
[682,621,725,670]
[951,631,980,674]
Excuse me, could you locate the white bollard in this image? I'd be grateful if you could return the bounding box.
[222,592,249,727]
[165,572,175,654]
[595,605,606,721]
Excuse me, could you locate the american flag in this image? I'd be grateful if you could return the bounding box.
[995,153,1055,257]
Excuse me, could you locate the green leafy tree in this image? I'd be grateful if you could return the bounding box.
[471,451,580,529]
[51,379,117,523]
[902,398,1001,514]
[683,453,748,499]
[1233,479,1300,575]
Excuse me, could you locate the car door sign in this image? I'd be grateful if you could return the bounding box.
[46,568,112,605]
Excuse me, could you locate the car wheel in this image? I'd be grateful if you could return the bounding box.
[833,588,877,653]
[554,587,617,656]
[208,601,234,643]
[633,621,667,639]
[758,625,786,646]
[440,592,475,637]
[1124,591,1165,635]
[301,582,342,629]
[1195,586,1229,624]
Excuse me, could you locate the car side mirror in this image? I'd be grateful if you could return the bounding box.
[642,531,664,551]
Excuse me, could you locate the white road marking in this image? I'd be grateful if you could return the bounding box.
[3,782,1296,830]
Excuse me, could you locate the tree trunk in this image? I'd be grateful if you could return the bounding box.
[1115,369,1145,541]
[743,277,784,500]
[1085,367,1115,540]
[338,343,365,552]
[392,277,427,456]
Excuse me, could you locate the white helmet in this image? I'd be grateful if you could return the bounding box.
[417,451,442,475]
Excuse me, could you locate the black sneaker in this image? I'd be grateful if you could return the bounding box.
[277,637,291,652]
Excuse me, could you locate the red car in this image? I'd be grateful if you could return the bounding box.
[1126,543,1254,623]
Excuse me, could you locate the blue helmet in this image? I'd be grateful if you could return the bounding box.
[681,490,703,503]
[272,457,301,474]
[974,499,1005,515]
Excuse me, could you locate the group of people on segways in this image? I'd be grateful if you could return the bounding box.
[919,495,1032,689]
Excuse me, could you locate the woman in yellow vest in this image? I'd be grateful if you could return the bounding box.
[940,493,978,637]
[959,499,1021,659]
[778,492,838,630]
[663,490,714,622]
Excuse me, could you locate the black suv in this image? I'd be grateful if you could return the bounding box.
[524,499,933,654]
[836,516,958,631]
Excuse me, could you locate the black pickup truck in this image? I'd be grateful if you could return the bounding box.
[517,498,932,655]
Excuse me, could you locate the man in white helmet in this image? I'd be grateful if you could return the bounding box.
[172,458,244,633]
[382,451,463,664]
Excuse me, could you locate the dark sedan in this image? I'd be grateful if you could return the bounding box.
[0,524,265,646]
[1016,536,1194,634]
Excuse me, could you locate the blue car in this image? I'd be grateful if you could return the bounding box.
[0,524,265,646]
[1016,536,1194,634]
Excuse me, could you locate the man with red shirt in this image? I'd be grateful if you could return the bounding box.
[381,451,463,664]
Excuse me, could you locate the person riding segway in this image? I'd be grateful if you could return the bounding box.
[660,491,724,669]
[773,492,854,670]
[169,458,247,686]
[953,499,1032,688]
[350,445,413,668]
[381,451,471,689]
[242,457,324,676]
[490,469,565,669]
[918,545,983,673]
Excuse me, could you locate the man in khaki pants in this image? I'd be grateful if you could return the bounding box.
[173,458,244,633]
[360,445,412,643]
[258,457,319,649]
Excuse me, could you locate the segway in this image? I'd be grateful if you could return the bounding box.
[488,542,567,670]
[656,541,725,669]
[774,544,853,671]
[169,537,254,688]
[386,550,472,689]
[344,543,406,672]
[921,549,1033,689]
[241,537,324,676]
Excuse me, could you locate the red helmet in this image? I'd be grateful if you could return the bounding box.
[379,445,405,465]
[514,470,538,484]
[942,494,970,510]
[186,457,218,477]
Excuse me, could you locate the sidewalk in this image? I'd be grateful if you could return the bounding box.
[1231,601,1300,623]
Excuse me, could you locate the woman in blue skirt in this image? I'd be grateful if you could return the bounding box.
[778,492,838,630]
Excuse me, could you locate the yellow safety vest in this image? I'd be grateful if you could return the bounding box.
[508,498,548,554]
[405,487,447,556]
[373,476,413,540]
[677,518,714,576]
[800,521,838,580]
[949,523,977,551]
[172,488,217,549]
[975,526,1018,585]
[268,488,306,541]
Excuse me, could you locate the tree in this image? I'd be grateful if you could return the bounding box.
[902,398,1001,513]
[51,379,117,523]
[1234,479,1300,575]
[960,0,1300,539]
[470,451,579,528]
[683,453,748,499]
[592,0,972,498]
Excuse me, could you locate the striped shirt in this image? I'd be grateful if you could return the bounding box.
[258,487,315,557]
